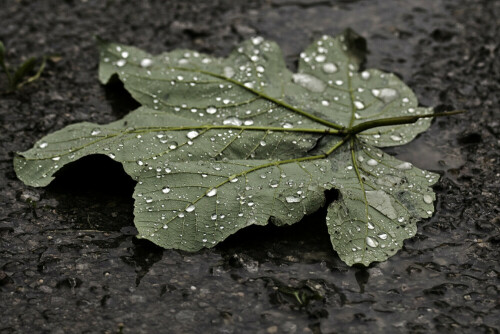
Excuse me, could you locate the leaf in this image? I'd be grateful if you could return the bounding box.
[134,159,335,250]
[12,57,37,88]
[0,41,5,66]
[326,140,438,266]
[14,31,442,266]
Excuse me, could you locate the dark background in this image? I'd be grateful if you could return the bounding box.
[0,0,498,333]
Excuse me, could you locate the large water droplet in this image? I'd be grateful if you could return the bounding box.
[91,129,101,136]
[354,101,365,109]
[285,196,301,203]
[223,117,242,126]
[396,162,412,170]
[378,233,388,240]
[315,55,326,62]
[366,190,397,220]
[377,88,398,103]
[207,189,217,197]
[366,236,379,248]
[140,58,153,68]
[367,159,378,166]
[206,106,217,114]
[162,187,170,194]
[39,142,48,149]
[223,66,235,78]
[361,71,370,79]
[390,135,402,141]
[187,131,199,139]
[322,63,337,73]
[185,205,195,212]
[292,73,326,92]
[252,36,264,45]
[423,194,433,204]
[270,180,279,188]
[116,59,126,67]
[121,51,129,58]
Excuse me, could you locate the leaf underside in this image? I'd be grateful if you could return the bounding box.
[15,31,439,266]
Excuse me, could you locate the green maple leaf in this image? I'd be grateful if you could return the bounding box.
[15,30,452,266]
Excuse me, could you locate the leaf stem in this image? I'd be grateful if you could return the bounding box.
[342,110,465,136]
[127,125,340,135]
[175,67,345,130]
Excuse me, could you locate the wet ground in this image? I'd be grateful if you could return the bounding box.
[0,0,499,333]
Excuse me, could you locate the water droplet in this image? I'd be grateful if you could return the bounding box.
[223,66,235,78]
[378,233,388,240]
[211,214,217,220]
[315,55,326,62]
[178,212,185,218]
[140,58,152,67]
[207,189,217,197]
[205,107,217,115]
[285,196,301,203]
[335,80,343,86]
[162,187,170,194]
[256,65,264,73]
[270,180,279,188]
[282,123,293,129]
[371,89,380,97]
[423,194,433,204]
[402,97,410,103]
[367,159,378,166]
[361,71,370,79]
[185,205,195,212]
[137,160,144,166]
[52,156,60,161]
[169,142,178,149]
[223,117,242,126]
[396,162,412,170]
[145,198,153,203]
[366,236,379,248]
[116,59,126,67]
[390,135,402,141]
[252,36,263,45]
[91,129,101,136]
[322,62,337,73]
[121,51,129,58]
[292,73,326,92]
[322,100,330,106]
[187,131,199,139]
[39,142,48,148]
[248,202,255,207]
[354,101,365,109]
[377,88,399,103]
[163,224,168,229]
[366,190,397,220]
[367,222,375,230]
[259,140,266,146]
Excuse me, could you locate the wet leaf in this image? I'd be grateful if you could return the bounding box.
[15,31,441,266]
